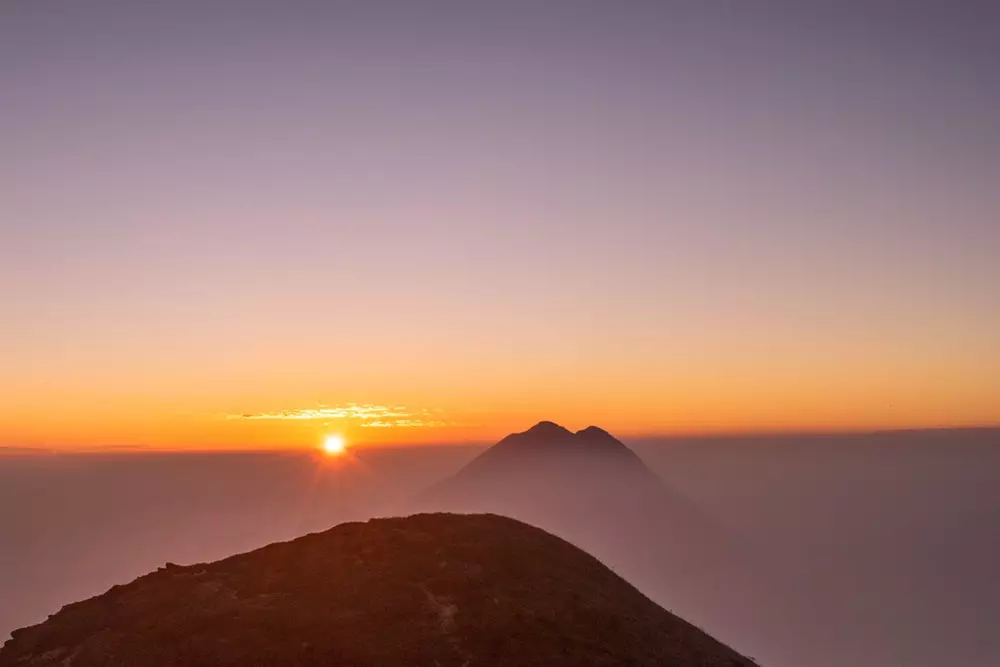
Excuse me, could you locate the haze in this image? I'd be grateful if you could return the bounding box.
[3,429,999,666]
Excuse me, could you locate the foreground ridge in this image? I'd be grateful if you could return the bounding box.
[0,513,756,667]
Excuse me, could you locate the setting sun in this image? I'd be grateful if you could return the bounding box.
[322,435,347,456]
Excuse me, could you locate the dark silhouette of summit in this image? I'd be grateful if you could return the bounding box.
[418,420,724,548]
[522,420,571,437]
[414,422,774,656]
[0,514,756,667]
[502,422,637,455]
[492,421,633,452]
[455,421,646,480]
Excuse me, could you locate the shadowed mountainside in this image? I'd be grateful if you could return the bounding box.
[0,513,756,667]
[414,422,780,658]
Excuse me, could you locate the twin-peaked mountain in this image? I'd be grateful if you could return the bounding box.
[452,421,649,477]
[417,420,740,578]
[414,421,776,656]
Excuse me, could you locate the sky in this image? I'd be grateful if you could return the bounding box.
[2,0,998,449]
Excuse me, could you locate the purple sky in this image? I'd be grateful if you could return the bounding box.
[2,1,998,445]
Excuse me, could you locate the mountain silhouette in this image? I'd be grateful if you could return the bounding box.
[414,422,774,655]
[453,421,648,480]
[0,514,756,667]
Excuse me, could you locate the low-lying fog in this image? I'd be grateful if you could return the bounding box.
[2,428,998,667]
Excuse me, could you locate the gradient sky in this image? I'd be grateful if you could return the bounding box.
[2,1,998,449]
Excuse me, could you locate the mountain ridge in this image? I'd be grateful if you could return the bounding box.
[0,513,756,667]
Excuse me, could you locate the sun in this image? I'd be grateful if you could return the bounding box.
[322,434,347,456]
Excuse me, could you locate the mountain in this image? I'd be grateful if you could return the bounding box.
[0,513,756,667]
[453,421,648,477]
[414,422,772,655]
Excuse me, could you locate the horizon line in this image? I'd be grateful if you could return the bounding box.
[3,423,998,455]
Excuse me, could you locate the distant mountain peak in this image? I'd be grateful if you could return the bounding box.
[421,421,648,490]
[465,421,641,468]
[576,425,612,438]
[502,421,632,454]
[521,421,574,437]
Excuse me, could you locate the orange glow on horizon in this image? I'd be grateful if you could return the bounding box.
[2,352,998,452]
[2,388,998,453]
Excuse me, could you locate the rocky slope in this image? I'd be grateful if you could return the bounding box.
[0,513,755,667]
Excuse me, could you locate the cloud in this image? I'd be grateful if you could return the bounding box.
[227,403,448,428]
[360,419,449,429]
